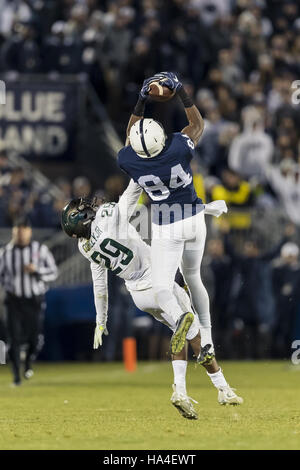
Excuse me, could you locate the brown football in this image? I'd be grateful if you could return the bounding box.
[148,80,176,102]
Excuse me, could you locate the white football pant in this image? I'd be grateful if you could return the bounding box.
[151,210,211,337]
[130,281,200,341]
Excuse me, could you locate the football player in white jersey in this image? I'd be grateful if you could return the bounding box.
[61,180,243,419]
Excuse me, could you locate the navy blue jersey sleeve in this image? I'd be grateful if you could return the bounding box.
[117,148,129,175]
[176,132,195,164]
[117,148,124,168]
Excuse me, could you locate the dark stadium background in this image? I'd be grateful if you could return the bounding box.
[0,0,300,363]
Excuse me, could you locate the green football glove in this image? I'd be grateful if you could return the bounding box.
[93,324,109,349]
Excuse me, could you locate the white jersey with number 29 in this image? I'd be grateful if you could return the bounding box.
[77,180,151,326]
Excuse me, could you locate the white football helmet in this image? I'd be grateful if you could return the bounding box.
[129,118,166,158]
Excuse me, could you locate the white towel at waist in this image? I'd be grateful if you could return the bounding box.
[203,200,228,217]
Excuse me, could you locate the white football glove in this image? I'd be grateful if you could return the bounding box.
[93,324,109,349]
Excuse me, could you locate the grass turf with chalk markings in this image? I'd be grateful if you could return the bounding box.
[0,361,299,450]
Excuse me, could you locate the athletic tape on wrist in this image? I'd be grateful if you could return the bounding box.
[133,97,146,116]
[178,88,194,108]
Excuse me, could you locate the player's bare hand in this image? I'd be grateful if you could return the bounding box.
[24,263,37,274]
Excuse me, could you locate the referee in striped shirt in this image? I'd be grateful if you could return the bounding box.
[0,217,58,385]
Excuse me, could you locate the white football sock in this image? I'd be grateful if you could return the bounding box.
[172,360,187,395]
[207,368,228,389]
[200,327,213,348]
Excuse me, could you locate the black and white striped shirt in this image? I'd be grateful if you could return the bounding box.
[0,241,58,298]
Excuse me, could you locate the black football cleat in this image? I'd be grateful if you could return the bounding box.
[197,343,215,366]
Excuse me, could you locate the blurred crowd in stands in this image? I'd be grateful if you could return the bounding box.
[0,0,300,360]
[0,0,300,226]
[0,142,129,228]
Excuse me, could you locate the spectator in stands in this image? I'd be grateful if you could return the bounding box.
[211,167,253,208]
[0,0,32,39]
[124,36,154,96]
[65,4,89,40]
[3,167,34,225]
[215,84,239,122]
[217,48,244,92]
[217,123,240,171]
[220,222,295,359]
[72,176,92,199]
[81,19,107,98]
[264,159,300,226]
[1,20,41,73]
[104,174,127,203]
[273,132,295,164]
[31,178,72,230]
[193,0,232,27]
[210,167,254,230]
[199,121,240,177]
[195,106,228,174]
[228,106,274,180]
[43,20,83,74]
[273,242,300,358]
[56,178,72,201]
[206,237,233,357]
[102,9,134,86]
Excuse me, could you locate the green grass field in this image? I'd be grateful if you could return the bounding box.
[0,361,299,450]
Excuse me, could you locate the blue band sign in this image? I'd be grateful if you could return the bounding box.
[0,79,80,160]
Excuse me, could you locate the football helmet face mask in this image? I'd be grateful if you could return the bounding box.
[61,197,97,239]
[129,118,166,158]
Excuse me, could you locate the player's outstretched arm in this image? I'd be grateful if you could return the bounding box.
[125,76,161,145]
[90,263,109,349]
[149,72,204,145]
[118,179,143,221]
[126,114,142,146]
[179,88,204,146]
[125,84,148,145]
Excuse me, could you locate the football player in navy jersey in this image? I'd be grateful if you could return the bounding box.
[118,72,228,373]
